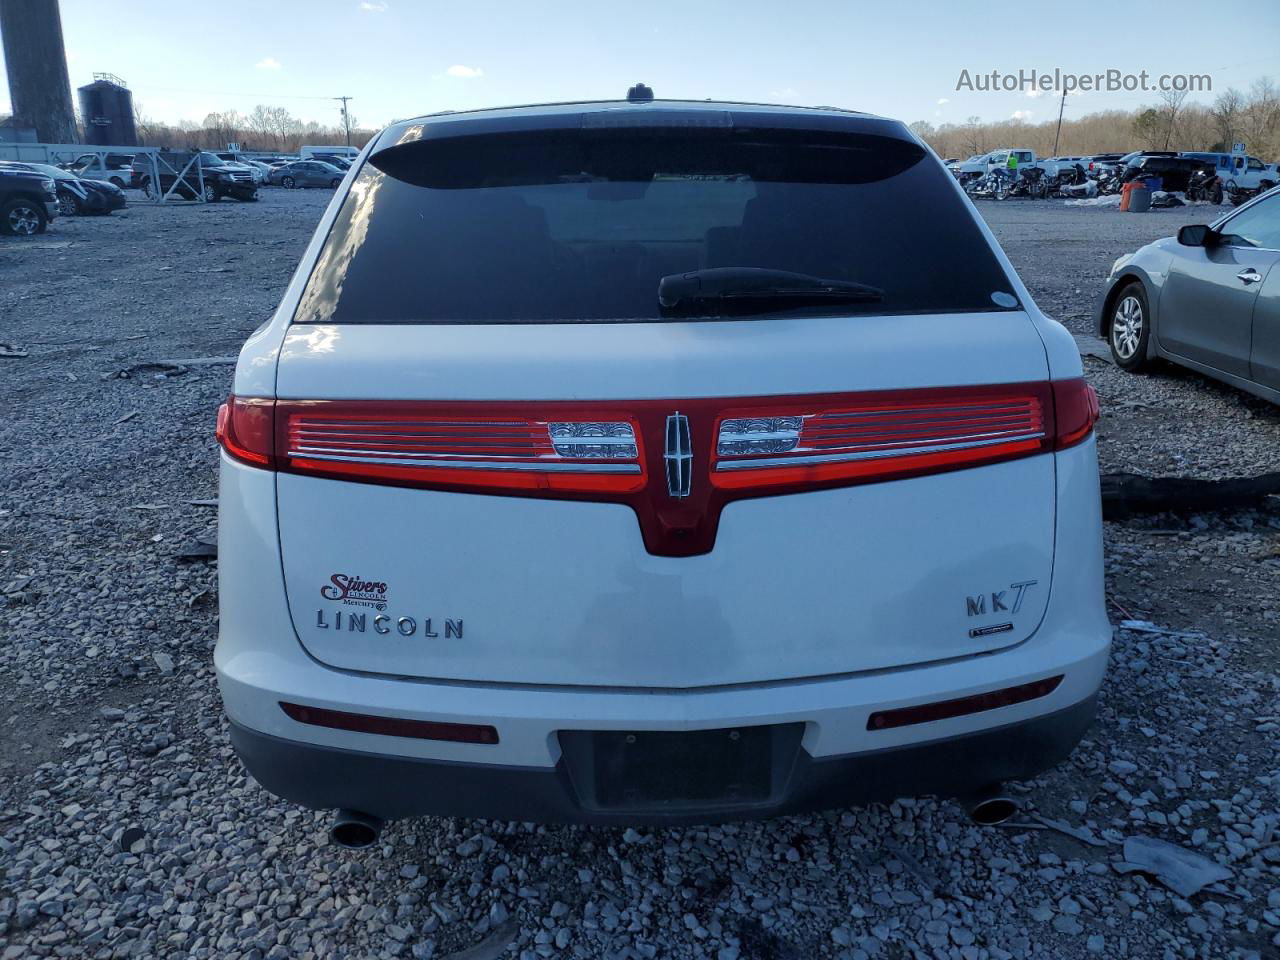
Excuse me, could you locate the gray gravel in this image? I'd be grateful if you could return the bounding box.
[1,191,1277,960]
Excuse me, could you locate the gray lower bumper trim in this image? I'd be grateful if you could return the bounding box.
[229,695,1096,826]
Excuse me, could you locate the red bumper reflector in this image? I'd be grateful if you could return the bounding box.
[279,701,499,744]
[865,675,1064,731]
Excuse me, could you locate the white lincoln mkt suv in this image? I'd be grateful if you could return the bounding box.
[215,96,1109,844]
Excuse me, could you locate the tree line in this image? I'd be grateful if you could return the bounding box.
[132,104,377,153]
[912,78,1279,161]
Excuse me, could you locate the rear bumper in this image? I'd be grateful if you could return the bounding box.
[229,694,1096,825]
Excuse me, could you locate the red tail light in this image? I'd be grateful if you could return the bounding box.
[216,397,275,467]
[277,401,646,494]
[279,701,499,744]
[214,379,1096,556]
[1051,378,1099,450]
[712,385,1051,491]
[866,675,1063,730]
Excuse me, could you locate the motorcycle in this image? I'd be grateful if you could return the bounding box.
[1043,163,1088,199]
[1186,170,1224,205]
[965,167,1045,200]
[1227,179,1277,207]
[964,168,1009,200]
[1007,167,1048,200]
[1093,171,1123,196]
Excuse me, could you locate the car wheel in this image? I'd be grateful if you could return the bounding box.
[1109,283,1151,372]
[0,198,48,236]
[203,182,221,203]
[60,192,80,216]
[141,177,154,199]
[282,176,295,189]
[1211,184,1224,205]
[330,178,340,188]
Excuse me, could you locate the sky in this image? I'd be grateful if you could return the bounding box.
[2,0,1277,132]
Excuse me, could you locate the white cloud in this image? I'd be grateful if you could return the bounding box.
[360,1,388,10]
[255,57,282,71]
[936,97,949,105]
[446,64,484,79]
[769,87,798,99]
[1011,109,1033,121]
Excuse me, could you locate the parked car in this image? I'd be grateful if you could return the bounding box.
[1039,156,1087,178]
[66,152,135,189]
[1119,155,1213,193]
[948,154,983,180]
[315,155,352,170]
[268,160,344,189]
[1083,153,1126,176]
[214,153,270,184]
[216,95,1107,838]
[300,144,359,162]
[131,151,259,201]
[0,166,58,235]
[0,165,58,235]
[1098,186,1280,402]
[0,161,127,216]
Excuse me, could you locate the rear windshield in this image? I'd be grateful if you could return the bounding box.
[295,127,1017,324]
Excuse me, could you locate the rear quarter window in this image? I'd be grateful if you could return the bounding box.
[296,123,1018,324]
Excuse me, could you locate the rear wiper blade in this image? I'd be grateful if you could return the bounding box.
[658,268,883,310]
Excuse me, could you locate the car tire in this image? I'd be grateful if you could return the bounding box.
[204,182,221,203]
[330,178,340,188]
[141,177,154,199]
[282,176,296,189]
[1211,184,1224,205]
[1109,282,1151,372]
[60,192,80,216]
[0,198,48,236]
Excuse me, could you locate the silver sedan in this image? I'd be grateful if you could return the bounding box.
[268,160,344,189]
[1097,187,1280,403]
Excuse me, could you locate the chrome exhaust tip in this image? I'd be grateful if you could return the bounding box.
[330,809,384,849]
[964,787,1019,826]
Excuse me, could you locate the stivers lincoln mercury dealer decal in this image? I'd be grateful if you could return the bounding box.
[316,573,462,639]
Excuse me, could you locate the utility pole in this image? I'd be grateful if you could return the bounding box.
[1052,88,1067,155]
[334,96,353,147]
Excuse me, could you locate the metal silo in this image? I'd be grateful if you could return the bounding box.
[78,74,138,147]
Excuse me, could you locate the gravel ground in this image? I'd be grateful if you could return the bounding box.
[1,191,1277,960]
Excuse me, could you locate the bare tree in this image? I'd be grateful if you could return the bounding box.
[1240,77,1280,158]
[1211,88,1244,151]
[960,115,984,156]
[247,105,279,149]
[1157,88,1189,150]
[201,110,244,150]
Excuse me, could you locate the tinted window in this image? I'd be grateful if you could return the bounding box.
[296,128,1017,324]
[1220,194,1280,249]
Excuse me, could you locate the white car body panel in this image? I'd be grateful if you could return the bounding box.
[217,436,1110,768]
[278,455,1054,687]
[274,312,1049,401]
